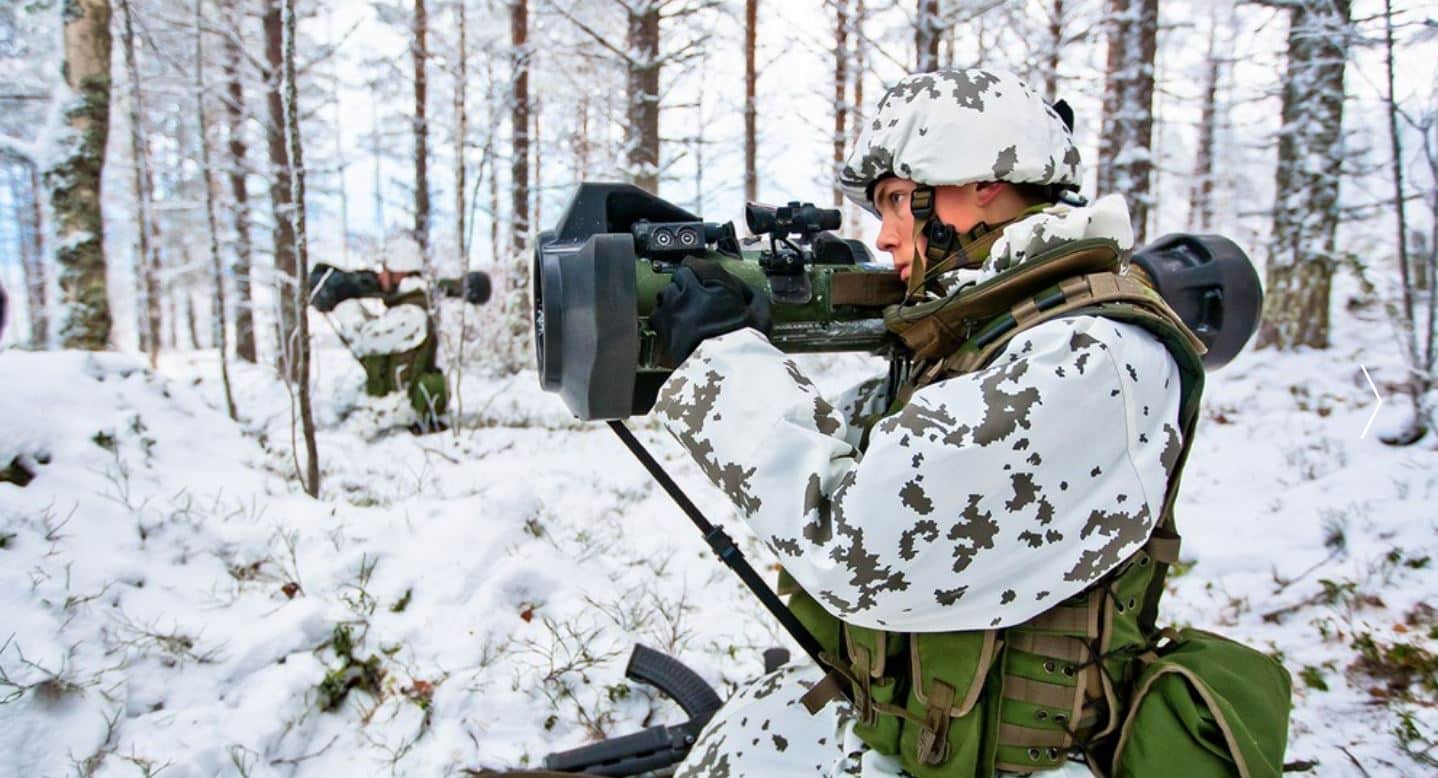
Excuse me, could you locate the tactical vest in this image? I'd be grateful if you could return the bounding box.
[781,237,1208,777]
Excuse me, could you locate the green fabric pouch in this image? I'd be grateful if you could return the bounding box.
[897,631,1001,777]
[846,624,908,754]
[1112,628,1292,778]
[777,570,841,659]
[361,354,392,396]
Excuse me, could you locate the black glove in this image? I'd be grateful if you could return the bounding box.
[649,258,772,366]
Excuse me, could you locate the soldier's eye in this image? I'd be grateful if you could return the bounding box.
[887,192,907,209]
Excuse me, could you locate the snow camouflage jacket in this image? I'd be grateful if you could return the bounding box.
[656,198,1200,775]
[339,276,431,360]
[656,196,1177,635]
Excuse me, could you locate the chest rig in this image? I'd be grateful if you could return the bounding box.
[782,237,1207,777]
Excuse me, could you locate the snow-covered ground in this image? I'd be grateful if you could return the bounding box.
[1,303,1435,777]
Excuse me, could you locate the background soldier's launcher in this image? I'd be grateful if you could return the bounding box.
[533,183,1263,421]
[307,264,493,312]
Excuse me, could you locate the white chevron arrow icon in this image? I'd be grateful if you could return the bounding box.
[1360,365,1384,439]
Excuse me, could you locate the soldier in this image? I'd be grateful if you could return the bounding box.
[331,235,448,434]
[647,69,1287,777]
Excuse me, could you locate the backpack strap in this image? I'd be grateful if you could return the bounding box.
[918,271,1204,385]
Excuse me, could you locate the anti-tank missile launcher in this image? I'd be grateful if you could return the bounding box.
[533,183,1261,421]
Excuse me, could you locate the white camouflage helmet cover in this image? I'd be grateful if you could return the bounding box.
[839,68,1082,214]
[381,235,425,274]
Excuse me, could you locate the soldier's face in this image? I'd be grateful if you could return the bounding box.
[873,179,986,281]
[873,178,920,280]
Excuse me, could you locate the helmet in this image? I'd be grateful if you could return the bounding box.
[839,68,1081,214]
[382,235,425,274]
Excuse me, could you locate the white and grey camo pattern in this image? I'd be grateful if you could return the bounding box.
[336,277,429,358]
[654,315,1182,633]
[973,195,1135,285]
[838,68,1081,214]
[673,663,1098,777]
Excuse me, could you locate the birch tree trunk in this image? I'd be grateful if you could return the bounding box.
[119,0,162,363]
[574,87,590,180]
[453,0,469,426]
[454,0,467,265]
[1042,0,1065,97]
[183,282,200,349]
[533,96,542,230]
[222,3,256,363]
[49,0,113,350]
[486,57,499,269]
[196,0,238,420]
[744,0,758,204]
[1096,0,1157,245]
[915,0,941,72]
[282,0,320,496]
[16,162,50,348]
[412,0,431,259]
[832,0,848,208]
[508,0,532,368]
[1257,0,1351,350]
[848,0,865,230]
[691,63,704,213]
[1188,5,1222,232]
[1380,0,1430,442]
[487,128,499,268]
[263,0,300,378]
[627,3,660,194]
[369,80,385,230]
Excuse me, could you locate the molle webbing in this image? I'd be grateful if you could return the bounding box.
[911,270,1206,393]
[992,591,1102,773]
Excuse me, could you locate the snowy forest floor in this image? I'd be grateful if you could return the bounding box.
[2,300,1436,777]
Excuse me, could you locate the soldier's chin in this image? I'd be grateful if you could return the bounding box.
[896,264,911,282]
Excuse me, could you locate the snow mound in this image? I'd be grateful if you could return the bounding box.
[0,332,1433,776]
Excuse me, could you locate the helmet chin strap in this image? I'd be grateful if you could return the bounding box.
[905,184,1014,300]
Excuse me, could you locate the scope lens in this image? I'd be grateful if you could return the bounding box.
[654,229,674,247]
[678,227,700,247]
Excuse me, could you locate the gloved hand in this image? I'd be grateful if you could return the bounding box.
[649,258,772,366]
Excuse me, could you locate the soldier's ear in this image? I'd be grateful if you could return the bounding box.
[973,181,1007,207]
